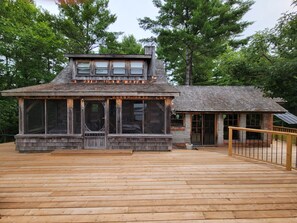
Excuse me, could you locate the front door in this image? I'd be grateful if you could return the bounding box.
[84,100,105,149]
[191,114,215,146]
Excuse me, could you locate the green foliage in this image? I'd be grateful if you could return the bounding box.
[56,0,117,53]
[139,0,254,85]
[209,8,297,106]
[100,35,144,54]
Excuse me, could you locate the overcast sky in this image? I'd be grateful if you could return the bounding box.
[35,0,296,40]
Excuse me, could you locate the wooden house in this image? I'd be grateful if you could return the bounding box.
[171,86,286,147]
[1,46,179,152]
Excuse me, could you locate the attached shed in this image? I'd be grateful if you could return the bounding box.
[171,86,286,146]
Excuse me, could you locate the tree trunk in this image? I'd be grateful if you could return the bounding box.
[185,49,193,85]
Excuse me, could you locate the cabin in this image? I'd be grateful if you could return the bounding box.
[0,46,179,152]
[171,86,286,147]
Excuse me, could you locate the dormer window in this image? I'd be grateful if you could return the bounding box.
[112,62,126,75]
[77,62,90,76]
[95,61,109,75]
[130,61,143,75]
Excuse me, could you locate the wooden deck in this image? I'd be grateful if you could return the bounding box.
[1,142,297,223]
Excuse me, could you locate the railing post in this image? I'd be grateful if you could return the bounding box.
[286,135,292,171]
[228,127,233,156]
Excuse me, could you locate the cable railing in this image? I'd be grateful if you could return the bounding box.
[228,126,297,171]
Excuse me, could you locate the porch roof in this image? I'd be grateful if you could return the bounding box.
[173,86,286,113]
[0,82,179,97]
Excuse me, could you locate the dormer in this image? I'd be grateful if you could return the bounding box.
[67,46,156,82]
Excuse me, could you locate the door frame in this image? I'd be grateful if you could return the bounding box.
[190,113,217,146]
[82,99,107,149]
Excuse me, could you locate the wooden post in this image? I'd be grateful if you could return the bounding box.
[286,135,292,171]
[228,127,233,156]
[116,99,122,134]
[67,99,73,134]
[81,99,85,136]
[18,98,24,134]
[165,98,171,134]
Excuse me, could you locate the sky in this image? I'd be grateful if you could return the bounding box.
[35,0,296,40]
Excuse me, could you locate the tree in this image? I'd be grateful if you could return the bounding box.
[139,0,254,85]
[99,35,144,54]
[56,0,117,53]
[0,0,65,142]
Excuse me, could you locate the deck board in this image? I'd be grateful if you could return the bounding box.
[0,142,297,222]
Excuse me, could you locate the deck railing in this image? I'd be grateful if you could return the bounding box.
[273,125,297,134]
[228,126,297,171]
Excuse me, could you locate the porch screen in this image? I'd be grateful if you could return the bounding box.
[122,100,143,134]
[144,100,164,134]
[109,100,116,134]
[73,100,81,134]
[47,100,67,134]
[122,100,165,134]
[24,100,45,134]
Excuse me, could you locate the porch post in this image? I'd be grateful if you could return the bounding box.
[81,99,85,135]
[165,98,171,134]
[18,98,24,134]
[217,114,224,145]
[67,99,73,134]
[116,99,122,134]
[239,114,246,143]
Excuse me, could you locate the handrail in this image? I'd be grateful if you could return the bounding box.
[274,126,297,133]
[228,126,297,171]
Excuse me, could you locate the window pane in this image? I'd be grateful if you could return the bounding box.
[95,61,109,75]
[171,113,184,127]
[109,100,116,134]
[73,100,81,134]
[144,100,165,134]
[24,100,45,134]
[77,62,90,75]
[47,100,67,134]
[246,114,262,140]
[130,62,143,75]
[122,100,143,134]
[113,62,126,75]
[223,114,239,140]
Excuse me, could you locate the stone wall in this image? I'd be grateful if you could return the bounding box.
[172,114,191,145]
[15,135,83,152]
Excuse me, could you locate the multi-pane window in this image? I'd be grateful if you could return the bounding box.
[95,61,109,75]
[223,114,239,140]
[122,100,165,134]
[246,114,262,140]
[112,61,126,75]
[171,113,184,127]
[130,61,143,75]
[77,62,90,76]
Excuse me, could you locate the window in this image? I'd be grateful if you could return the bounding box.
[223,114,239,140]
[130,61,143,75]
[24,100,45,134]
[122,100,165,134]
[77,62,90,76]
[47,100,67,134]
[171,113,184,127]
[246,114,262,140]
[112,61,126,75]
[95,61,109,75]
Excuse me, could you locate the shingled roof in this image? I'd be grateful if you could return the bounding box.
[173,86,286,113]
[1,82,178,97]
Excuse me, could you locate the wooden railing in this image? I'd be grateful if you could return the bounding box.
[273,126,297,134]
[228,126,297,171]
